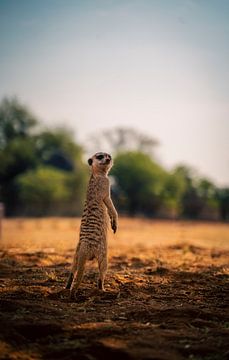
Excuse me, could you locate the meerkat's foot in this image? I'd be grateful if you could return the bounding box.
[98,279,105,291]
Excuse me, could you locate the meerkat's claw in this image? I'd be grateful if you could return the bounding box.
[111,220,117,233]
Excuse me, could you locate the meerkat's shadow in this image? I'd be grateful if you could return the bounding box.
[69,287,121,303]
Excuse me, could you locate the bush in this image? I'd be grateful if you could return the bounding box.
[16,166,72,216]
[112,151,166,215]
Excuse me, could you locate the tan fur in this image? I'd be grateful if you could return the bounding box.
[65,152,118,298]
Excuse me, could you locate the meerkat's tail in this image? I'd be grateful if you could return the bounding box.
[65,250,78,289]
[70,253,86,293]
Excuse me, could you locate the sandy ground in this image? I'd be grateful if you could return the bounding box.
[0,218,229,360]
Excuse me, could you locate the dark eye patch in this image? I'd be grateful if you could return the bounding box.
[96,154,104,160]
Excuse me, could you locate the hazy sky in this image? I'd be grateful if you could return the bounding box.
[0,0,229,185]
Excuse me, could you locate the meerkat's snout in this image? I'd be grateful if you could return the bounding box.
[105,155,111,164]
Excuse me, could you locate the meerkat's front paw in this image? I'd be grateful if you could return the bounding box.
[111,218,118,233]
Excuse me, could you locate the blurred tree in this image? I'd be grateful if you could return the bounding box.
[172,165,197,187]
[16,166,88,216]
[0,138,38,181]
[0,97,37,149]
[34,128,83,170]
[0,97,227,220]
[0,96,87,216]
[88,127,159,157]
[217,188,229,221]
[172,166,220,220]
[111,151,166,216]
[159,171,187,218]
[172,165,201,219]
[0,138,38,212]
[0,97,39,214]
[33,128,88,215]
[196,178,219,220]
[16,167,71,216]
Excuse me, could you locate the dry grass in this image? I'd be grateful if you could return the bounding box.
[1,217,229,253]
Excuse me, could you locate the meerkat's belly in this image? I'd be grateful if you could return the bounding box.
[79,201,109,245]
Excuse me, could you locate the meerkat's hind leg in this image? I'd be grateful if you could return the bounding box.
[65,272,74,289]
[70,253,86,299]
[98,255,107,291]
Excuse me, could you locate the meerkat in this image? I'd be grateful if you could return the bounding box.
[65,152,118,298]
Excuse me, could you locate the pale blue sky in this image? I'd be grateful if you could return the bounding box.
[0,0,229,185]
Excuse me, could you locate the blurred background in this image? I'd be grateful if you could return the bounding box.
[0,0,229,221]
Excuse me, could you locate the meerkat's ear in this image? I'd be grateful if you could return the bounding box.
[88,158,93,166]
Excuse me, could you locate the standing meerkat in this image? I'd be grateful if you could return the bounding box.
[65,152,118,298]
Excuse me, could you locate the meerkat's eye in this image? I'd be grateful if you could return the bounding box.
[96,154,104,160]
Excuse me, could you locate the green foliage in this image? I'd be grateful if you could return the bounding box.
[159,172,187,217]
[35,128,83,169]
[0,97,40,213]
[0,96,87,216]
[0,96,228,220]
[17,166,71,203]
[16,165,88,216]
[112,153,223,220]
[171,166,220,220]
[112,151,166,215]
[217,188,229,220]
[0,138,38,181]
[66,165,89,215]
[0,97,37,149]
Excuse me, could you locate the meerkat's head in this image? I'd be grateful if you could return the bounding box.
[88,152,113,174]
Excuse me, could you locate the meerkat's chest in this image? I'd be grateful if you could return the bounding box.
[80,178,109,226]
